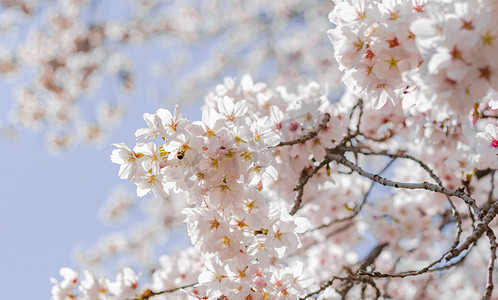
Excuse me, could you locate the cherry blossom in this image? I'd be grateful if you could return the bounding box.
[47,1,498,299]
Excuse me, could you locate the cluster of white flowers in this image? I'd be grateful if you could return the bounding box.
[52,72,497,299]
[328,0,425,109]
[329,0,498,120]
[51,267,139,300]
[407,0,498,116]
[49,1,498,299]
[65,75,341,299]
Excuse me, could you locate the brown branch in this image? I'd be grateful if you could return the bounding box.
[273,112,331,148]
[480,113,498,119]
[302,273,380,300]
[358,242,389,271]
[483,229,497,300]
[445,202,498,261]
[325,152,496,279]
[357,249,470,279]
[340,99,364,145]
[476,168,493,179]
[327,151,481,220]
[381,257,402,297]
[357,237,476,280]
[351,98,364,136]
[488,170,496,206]
[302,242,386,299]
[290,159,331,215]
[478,170,496,214]
[325,221,355,238]
[337,146,464,248]
[312,158,396,231]
[301,276,343,299]
[133,283,197,300]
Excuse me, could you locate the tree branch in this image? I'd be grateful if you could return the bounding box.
[336,146,464,248]
[312,158,396,231]
[483,229,497,300]
[358,242,389,271]
[290,159,331,215]
[273,112,331,148]
[133,283,197,300]
[445,202,498,261]
[326,151,481,219]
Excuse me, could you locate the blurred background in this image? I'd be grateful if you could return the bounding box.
[0,0,339,298]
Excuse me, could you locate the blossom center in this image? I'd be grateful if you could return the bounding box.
[491,138,498,149]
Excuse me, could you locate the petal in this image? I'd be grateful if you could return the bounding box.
[217,96,234,115]
[156,108,173,123]
[233,100,248,117]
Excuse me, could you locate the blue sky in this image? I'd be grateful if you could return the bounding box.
[0,10,204,293]
[0,87,202,299]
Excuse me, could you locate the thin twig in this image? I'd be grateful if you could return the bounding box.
[483,229,497,300]
[312,158,396,231]
[358,242,389,271]
[480,113,498,119]
[488,170,496,206]
[337,147,464,249]
[341,99,364,144]
[301,276,345,299]
[332,243,387,298]
[326,152,496,278]
[290,159,331,215]
[273,113,331,148]
[327,151,480,220]
[133,283,197,300]
[325,221,356,239]
[445,202,498,261]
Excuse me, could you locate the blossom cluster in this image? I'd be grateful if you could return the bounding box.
[53,72,496,299]
[48,0,498,299]
[328,0,498,119]
[51,267,139,300]
[58,75,346,299]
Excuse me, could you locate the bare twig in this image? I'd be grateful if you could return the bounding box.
[290,159,331,215]
[483,229,497,300]
[341,99,364,144]
[325,152,497,280]
[357,249,470,279]
[327,151,481,220]
[337,147,464,249]
[351,98,364,136]
[301,276,343,299]
[480,113,498,119]
[325,221,356,239]
[303,242,386,299]
[488,170,496,206]
[445,202,498,261]
[358,242,389,271]
[312,158,396,231]
[133,283,197,300]
[273,112,331,148]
